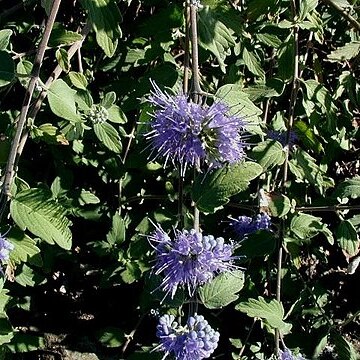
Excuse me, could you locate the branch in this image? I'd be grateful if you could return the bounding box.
[1,0,62,200]
[321,0,360,32]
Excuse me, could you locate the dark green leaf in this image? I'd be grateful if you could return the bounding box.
[336,220,359,258]
[192,162,263,213]
[96,327,125,348]
[0,51,15,87]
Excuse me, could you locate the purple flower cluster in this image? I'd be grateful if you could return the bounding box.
[156,313,220,360]
[0,233,14,263]
[279,348,307,360]
[148,225,237,298]
[145,82,246,173]
[267,130,297,147]
[230,213,271,239]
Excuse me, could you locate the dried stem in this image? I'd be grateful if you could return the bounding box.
[1,0,62,201]
[0,20,91,221]
[275,0,299,353]
[321,0,360,31]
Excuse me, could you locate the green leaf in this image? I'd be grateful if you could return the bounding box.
[78,189,100,206]
[107,213,126,245]
[277,34,295,81]
[7,333,45,353]
[192,162,263,213]
[107,105,127,124]
[336,220,359,258]
[328,41,360,62]
[333,176,360,200]
[267,193,292,218]
[0,29,12,50]
[198,6,235,72]
[55,48,70,72]
[0,51,15,87]
[7,228,40,265]
[68,71,88,90]
[41,0,52,15]
[242,47,264,78]
[290,213,334,245]
[0,314,13,345]
[236,296,292,335]
[16,59,32,87]
[80,0,122,57]
[49,24,83,47]
[251,140,286,170]
[101,91,116,108]
[96,327,125,348]
[93,122,122,153]
[48,79,81,122]
[256,33,282,48]
[10,188,72,250]
[199,271,244,309]
[238,231,276,258]
[294,120,324,154]
[333,332,359,360]
[215,84,262,133]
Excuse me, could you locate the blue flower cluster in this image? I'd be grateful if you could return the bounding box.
[156,314,220,360]
[0,233,14,263]
[267,130,297,147]
[146,82,246,173]
[148,225,237,299]
[230,213,271,239]
[279,348,307,360]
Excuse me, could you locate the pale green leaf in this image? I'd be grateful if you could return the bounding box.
[101,91,116,108]
[10,188,72,250]
[0,29,12,50]
[252,140,286,169]
[192,162,263,213]
[107,213,126,245]
[81,0,122,57]
[48,79,81,122]
[333,176,360,199]
[16,59,32,87]
[198,6,235,72]
[78,189,100,206]
[256,33,282,48]
[107,105,127,124]
[236,296,292,335]
[7,228,40,265]
[199,271,245,309]
[328,41,360,62]
[68,71,88,90]
[242,47,265,78]
[336,220,359,258]
[93,122,122,153]
[55,48,70,72]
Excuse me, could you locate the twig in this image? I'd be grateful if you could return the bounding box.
[121,314,145,355]
[275,0,299,354]
[321,0,360,32]
[238,318,257,357]
[1,0,62,200]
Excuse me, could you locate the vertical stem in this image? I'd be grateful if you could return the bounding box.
[1,0,62,205]
[275,0,299,354]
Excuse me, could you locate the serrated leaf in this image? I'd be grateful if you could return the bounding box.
[242,47,265,78]
[78,189,100,206]
[10,188,72,250]
[192,162,263,213]
[0,51,15,87]
[199,271,244,309]
[48,79,81,122]
[328,41,360,62]
[236,296,292,334]
[7,228,40,265]
[107,213,126,245]
[0,29,12,50]
[336,220,359,258]
[49,25,83,47]
[333,176,360,200]
[198,6,235,72]
[290,213,334,245]
[80,0,122,57]
[93,122,122,153]
[68,71,88,90]
[251,140,286,169]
